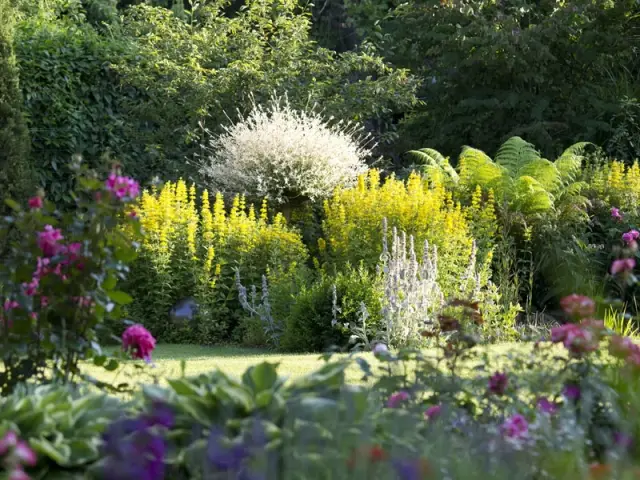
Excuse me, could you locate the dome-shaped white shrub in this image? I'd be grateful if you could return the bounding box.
[200,97,373,205]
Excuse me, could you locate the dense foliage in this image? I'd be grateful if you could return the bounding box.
[0,0,32,206]
[0,162,141,395]
[126,179,308,344]
[12,0,418,202]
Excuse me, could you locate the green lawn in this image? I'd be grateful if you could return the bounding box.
[83,342,544,391]
[83,344,373,389]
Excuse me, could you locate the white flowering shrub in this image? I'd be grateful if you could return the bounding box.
[200,96,372,205]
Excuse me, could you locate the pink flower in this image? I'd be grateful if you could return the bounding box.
[559,294,595,318]
[488,372,508,395]
[611,207,622,221]
[622,230,640,245]
[8,468,31,480]
[609,335,639,359]
[122,324,156,363]
[564,326,599,356]
[28,196,43,210]
[611,258,636,275]
[424,405,442,420]
[501,414,528,440]
[0,431,17,455]
[40,296,49,308]
[12,441,36,466]
[128,210,138,219]
[386,391,410,408]
[105,173,140,200]
[3,300,18,311]
[37,225,64,258]
[22,278,39,297]
[537,397,557,415]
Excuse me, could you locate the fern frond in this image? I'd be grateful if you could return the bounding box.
[554,142,593,184]
[510,176,554,215]
[494,136,540,178]
[518,158,560,192]
[458,146,504,190]
[407,148,459,184]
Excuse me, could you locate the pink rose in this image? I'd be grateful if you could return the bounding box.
[28,196,43,210]
[122,324,156,363]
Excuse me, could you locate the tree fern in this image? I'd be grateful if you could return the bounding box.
[554,142,593,184]
[406,148,459,184]
[494,136,541,178]
[510,176,554,215]
[458,146,505,191]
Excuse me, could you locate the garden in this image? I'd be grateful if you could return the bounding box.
[0,0,639,479]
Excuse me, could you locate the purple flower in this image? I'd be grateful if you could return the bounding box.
[611,207,623,221]
[207,421,267,477]
[613,432,633,449]
[143,403,175,429]
[387,391,410,408]
[392,458,431,480]
[501,414,528,440]
[563,384,581,401]
[488,372,508,395]
[101,425,166,480]
[536,397,557,415]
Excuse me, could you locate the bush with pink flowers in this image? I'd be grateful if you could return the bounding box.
[0,161,143,395]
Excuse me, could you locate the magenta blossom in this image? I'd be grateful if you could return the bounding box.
[563,384,581,401]
[424,405,442,420]
[611,207,623,221]
[536,397,557,415]
[3,300,18,312]
[37,225,64,258]
[105,173,140,200]
[122,324,156,363]
[488,372,508,395]
[611,258,636,275]
[622,229,640,245]
[501,414,528,440]
[387,391,410,408]
[28,196,43,210]
[22,278,39,297]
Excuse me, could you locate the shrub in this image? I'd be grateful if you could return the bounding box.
[127,180,308,344]
[321,169,497,296]
[0,162,142,395]
[0,0,32,206]
[201,96,371,209]
[277,265,383,353]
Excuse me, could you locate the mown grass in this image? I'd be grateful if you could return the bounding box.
[82,342,551,391]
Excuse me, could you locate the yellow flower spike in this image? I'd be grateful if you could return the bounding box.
[259,198,268,223]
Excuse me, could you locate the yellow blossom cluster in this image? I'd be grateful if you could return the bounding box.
[135,179,308,289]
[322,170,497,293]
[590,161,640,213]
